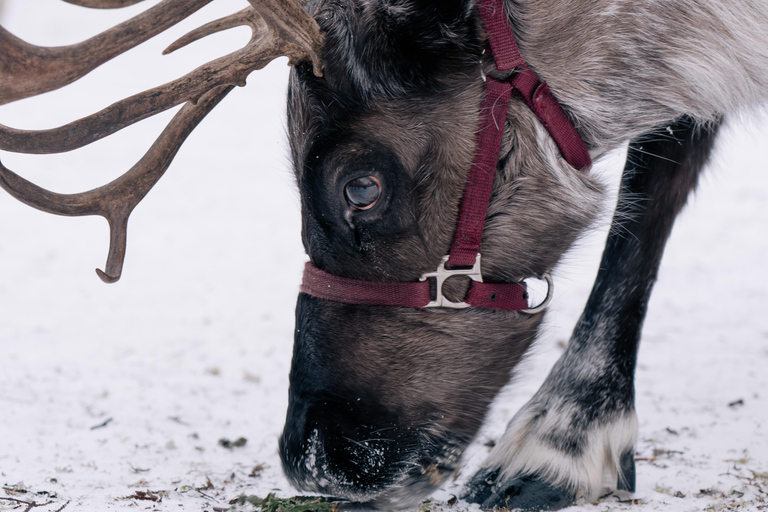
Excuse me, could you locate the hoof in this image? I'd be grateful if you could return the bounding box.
[462,467,500,505]
[617,449,636,492]
[462,469,576,511]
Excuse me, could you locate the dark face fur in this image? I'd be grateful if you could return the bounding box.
[279,0,604,507]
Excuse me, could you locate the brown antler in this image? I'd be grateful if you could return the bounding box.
[0,0,215,106]
[0,0,324,282]
[0,86,234,283]
[62,0,147,7]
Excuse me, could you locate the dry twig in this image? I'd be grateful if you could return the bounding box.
[0,496,54,512]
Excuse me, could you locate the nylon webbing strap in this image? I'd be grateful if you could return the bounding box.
[301,262,432,308]
[446,77,512,269]
[301,263,529,311]
[478,0,524,70]
[510,66,592,170]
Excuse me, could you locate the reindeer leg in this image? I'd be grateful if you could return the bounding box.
[463,115,722,510]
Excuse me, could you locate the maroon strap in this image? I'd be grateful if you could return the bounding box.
[446,77,512,268]
[478,0,524,70]
[477,0,591,172]
[510,66,592,170]
[301,263,529,311]
[301,262,432,307]
[466,281,529,310]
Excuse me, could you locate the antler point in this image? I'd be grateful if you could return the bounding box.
[96,268,121,284]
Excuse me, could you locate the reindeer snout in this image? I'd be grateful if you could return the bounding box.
[279,393,418,504]
[280,321,445,506]
[279,365,465,509]
[280,294,467,507]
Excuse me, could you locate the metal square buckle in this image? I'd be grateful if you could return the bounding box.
[419,254,482,309]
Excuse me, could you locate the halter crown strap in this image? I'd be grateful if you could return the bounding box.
[479,0,591,171]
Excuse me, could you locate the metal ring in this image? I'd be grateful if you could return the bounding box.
[521,273,554,314]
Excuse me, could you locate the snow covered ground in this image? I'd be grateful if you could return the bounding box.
[0,1,766,511]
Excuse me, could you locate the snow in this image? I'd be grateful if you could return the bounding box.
[0,1,766,511]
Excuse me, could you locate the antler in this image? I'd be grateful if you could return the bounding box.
[62,0,148,7]
[0,0,215,106]
[0,0,324,282]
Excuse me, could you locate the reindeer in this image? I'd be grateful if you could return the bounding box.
[1,0,766,510]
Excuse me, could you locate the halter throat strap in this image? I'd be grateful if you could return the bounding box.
[448,0,591,268]
[480,0,591,170]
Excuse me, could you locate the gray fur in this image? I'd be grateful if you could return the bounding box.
[283,0,767,507]
[508,0,768,149]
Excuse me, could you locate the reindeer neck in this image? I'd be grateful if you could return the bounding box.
[506,0,768,152]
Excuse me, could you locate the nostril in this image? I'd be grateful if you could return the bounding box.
[280,425,328,493]
[281,422,388,497]
[280,399,423,498]
[281,402,464,508]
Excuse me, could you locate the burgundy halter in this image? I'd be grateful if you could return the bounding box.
[300,0,591,312]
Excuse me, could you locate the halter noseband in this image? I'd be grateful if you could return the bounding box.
[300,0,591,313]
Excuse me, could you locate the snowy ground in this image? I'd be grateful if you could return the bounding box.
[0,2,767,511]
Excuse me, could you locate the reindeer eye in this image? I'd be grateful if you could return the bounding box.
[344,176,381,210]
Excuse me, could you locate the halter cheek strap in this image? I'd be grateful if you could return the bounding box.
[300,0,590,312]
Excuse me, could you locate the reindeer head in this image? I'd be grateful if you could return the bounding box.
[279,0,603,506]
[0,0,603,507]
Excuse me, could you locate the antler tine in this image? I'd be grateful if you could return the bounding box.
[0,1,325,155]
[0,0,325,281]
[0,85,234,283]
[0,0,215,106]
[0,75,229,154]
[62,0,148,8]
[163,8,263,55]
[246,0,325,77]
[167,0,325,76]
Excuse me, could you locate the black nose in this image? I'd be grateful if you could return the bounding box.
[280,390,466,509]
[280,391,420,500]
[280,294,417,500]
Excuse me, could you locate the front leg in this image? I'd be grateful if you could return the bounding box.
[463,116,722,510]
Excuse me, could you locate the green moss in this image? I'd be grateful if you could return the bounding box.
[235,493,337,512]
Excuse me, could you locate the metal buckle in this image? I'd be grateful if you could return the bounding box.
[420,254,482,309]
[521,273,554,314]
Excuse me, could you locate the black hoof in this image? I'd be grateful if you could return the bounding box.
[462,469,575,511]
[462,467,500,505]
[617,449,636,492]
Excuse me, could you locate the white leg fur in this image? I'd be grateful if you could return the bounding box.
[484,399,638,503]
